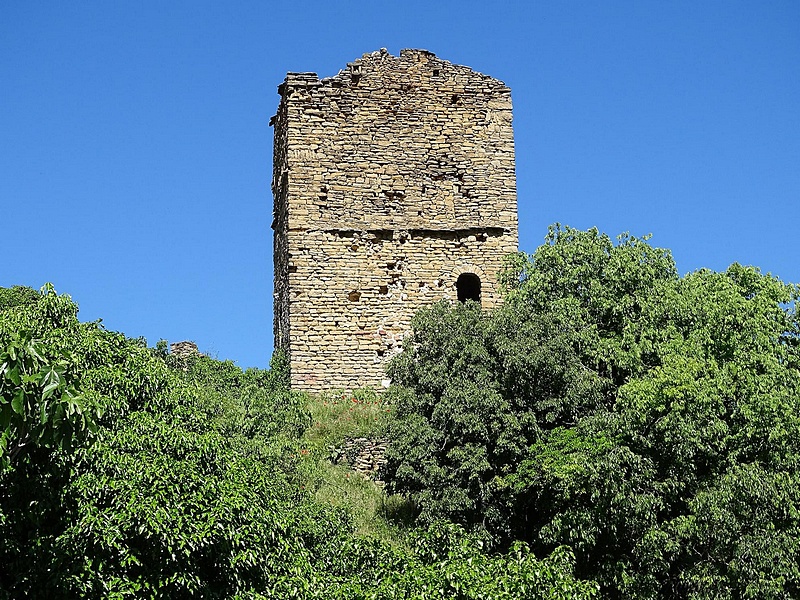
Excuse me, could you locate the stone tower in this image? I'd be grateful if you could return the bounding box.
[271,49,518,392]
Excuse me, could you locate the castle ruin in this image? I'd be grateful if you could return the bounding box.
[271,49,518,392]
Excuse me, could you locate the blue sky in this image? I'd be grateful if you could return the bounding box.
[2,1,798,369]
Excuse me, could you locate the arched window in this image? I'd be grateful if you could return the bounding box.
[456,273,481,304]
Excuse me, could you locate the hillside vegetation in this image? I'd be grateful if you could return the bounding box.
[2,225,799,599]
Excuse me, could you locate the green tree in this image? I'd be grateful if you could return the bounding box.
[0,286,333,596]
[1,287,594,598]
[0,286,103,470]
[0,285,40,311]
[385,225,800,598]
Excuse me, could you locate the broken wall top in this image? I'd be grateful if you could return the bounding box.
[272,48,518,233]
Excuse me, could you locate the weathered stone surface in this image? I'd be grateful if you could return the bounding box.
[170,340,200,359]
[272,49,518,392]
[330,437,390,484]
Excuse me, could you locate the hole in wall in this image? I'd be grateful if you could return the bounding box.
[456,273,481,304]
[348,290,362,302]
[451,94,459,104]
[432,69,440,76]
[376,349,386,357]
[379,285,389,295]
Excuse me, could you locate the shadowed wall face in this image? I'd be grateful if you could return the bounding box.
[272,48,518,392]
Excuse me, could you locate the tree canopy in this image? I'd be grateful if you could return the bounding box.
[1,284,594,598]
[385,225,800,599]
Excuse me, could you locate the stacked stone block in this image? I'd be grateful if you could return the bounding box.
[170,341,200,359]
[271,49,518,392]
[330,437,390,484]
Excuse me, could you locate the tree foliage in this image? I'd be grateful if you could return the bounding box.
[0,285,104,470]
[1,284,593,598]
[0,286,338,596]
[385,225,800,598]
[0,285,40,311]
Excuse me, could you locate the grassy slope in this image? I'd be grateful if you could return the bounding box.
[298,388,413,544]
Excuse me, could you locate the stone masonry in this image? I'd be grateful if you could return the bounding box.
[271,49,518,392]
[170,341,201,359]
[330,438,390,485]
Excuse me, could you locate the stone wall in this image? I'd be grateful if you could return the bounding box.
[272,49,518,392]
[330,437,389,484]
[170,340,200,359]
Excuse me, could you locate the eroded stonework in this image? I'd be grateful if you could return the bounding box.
[271,48,518,392]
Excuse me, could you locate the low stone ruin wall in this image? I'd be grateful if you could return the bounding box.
[170,340,201,359]
[330,437,389,484]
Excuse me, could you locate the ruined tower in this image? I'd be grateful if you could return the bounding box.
[271,49,518,392]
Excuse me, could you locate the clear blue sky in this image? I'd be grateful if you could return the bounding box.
[3,1,798,369]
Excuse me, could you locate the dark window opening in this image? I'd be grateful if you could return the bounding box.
[456,273,481,304]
